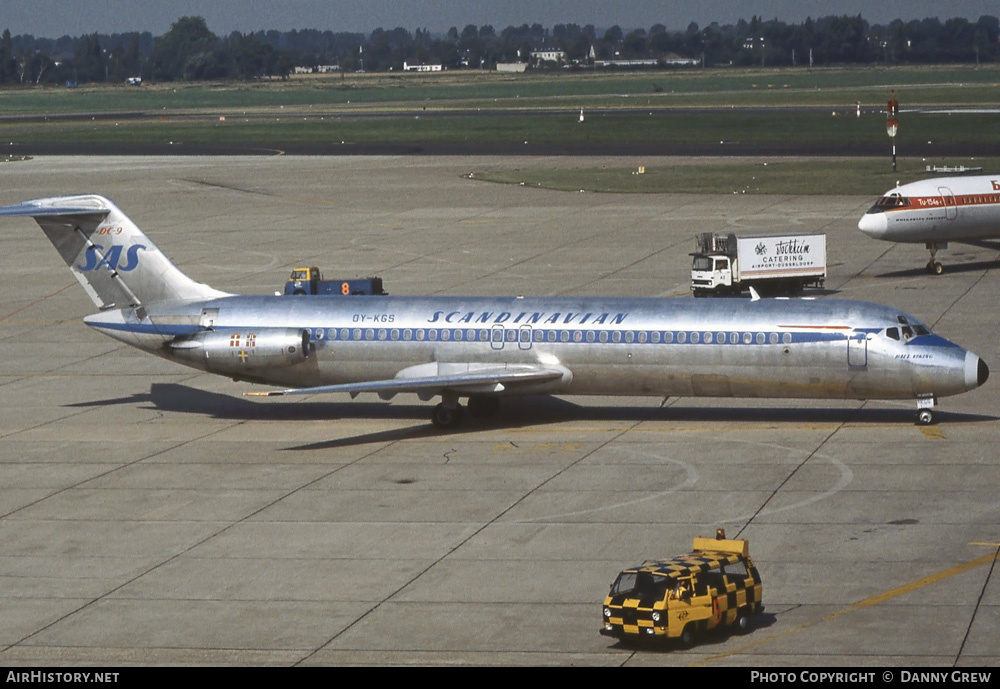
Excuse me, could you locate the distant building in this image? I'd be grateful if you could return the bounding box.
[663,52,699,66]
[594,51,698,68]
[595,58,660,67]
[403,62,442,72]
[293,65,340,74]
[496,62,528,73]
[531,47,566,64]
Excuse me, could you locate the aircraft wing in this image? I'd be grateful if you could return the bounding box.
[245,363,568,401]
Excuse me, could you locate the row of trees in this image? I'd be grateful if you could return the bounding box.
[2,13,999,85]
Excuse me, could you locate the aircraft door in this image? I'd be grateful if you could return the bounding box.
[939,187,958,220]
[518,325,533,350]
[848,332,868,368]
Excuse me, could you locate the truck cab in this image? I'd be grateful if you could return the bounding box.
[601,530,762,646]
[286,267,322,295]
[691,255,734,294]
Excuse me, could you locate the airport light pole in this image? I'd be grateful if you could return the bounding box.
[886,95,899,172]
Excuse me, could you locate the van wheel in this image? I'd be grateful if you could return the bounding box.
[736,610,752,634]
[679,625,695,646]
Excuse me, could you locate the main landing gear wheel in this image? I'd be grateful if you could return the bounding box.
[431,402,464,429]
[917,409,934,425]
[926,261,943,275]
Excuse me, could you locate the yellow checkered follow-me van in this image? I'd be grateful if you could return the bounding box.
[600,529,762,646]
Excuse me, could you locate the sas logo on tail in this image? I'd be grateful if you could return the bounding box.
[77,244,147,272]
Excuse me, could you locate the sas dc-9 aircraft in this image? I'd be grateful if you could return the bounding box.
[1,194,989,427]
[859,174,1000,274]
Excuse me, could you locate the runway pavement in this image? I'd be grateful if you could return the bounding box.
[0,155,997,666]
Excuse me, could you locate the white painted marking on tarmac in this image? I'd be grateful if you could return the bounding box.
[521,449,698,522]
[518,439,852,524]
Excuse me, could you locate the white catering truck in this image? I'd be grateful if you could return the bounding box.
[690,232,826,297]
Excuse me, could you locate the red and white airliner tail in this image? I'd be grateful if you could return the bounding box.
[858,174,1000,274]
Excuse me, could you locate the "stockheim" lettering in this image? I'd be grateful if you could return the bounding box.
[775,239,811,255]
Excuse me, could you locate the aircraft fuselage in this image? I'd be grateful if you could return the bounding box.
[85,293,985,402]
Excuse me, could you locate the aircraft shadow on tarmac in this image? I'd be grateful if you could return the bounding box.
[875,257,1000,279]
[65,383,997,450]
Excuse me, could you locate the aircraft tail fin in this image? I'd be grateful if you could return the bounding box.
[0,195,228,309]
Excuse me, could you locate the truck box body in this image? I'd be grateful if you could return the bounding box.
[733,234,826,281]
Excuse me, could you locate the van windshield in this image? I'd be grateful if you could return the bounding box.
[612,571,670,598]
[693,257,713,271]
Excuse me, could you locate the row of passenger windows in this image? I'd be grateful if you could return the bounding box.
[309,327,795,345]
[955,194,1000,206]
[875,194,1000,209]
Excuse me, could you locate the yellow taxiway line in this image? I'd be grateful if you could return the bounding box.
[692,545,1000,666]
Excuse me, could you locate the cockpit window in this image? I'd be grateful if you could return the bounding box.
[885,314,931,341]
[877,194,909,209]
[867,194,909,214]
[887,323,930,342]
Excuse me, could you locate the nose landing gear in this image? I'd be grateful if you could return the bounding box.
[925,242,945,275]
[916,396,936,425]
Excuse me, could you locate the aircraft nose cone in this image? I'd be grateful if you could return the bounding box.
[966,351,989,390]
[858,212,888,238]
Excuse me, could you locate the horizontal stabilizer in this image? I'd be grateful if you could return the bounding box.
[245,365,566,399]
[0,198,112,220]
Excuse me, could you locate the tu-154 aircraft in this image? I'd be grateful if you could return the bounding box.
[858,174,1000,274]
[0,194,989,427]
